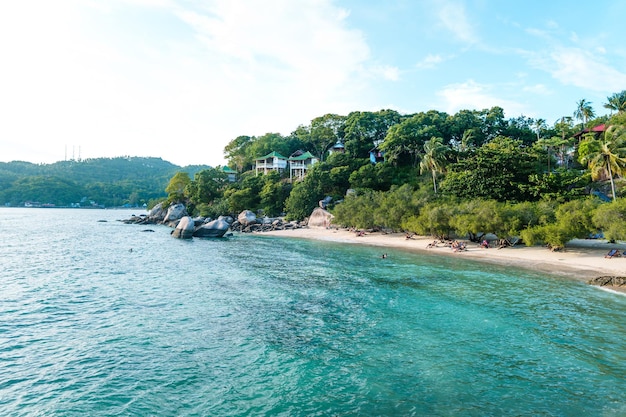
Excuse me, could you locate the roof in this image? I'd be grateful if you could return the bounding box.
[222,166,237,173]
[288,151,317,161]
[256,151,287,160]
[574,124,607,137]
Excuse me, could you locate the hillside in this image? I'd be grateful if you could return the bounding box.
[0,157,211,208]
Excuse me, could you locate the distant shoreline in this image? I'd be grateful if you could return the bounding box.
[258,227,626,295]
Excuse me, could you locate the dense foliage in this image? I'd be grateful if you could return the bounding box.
[8,90,626,249]
[203,93,626,248]
[0,157,210,208]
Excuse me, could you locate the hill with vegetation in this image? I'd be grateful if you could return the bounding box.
[0,157,211,208]
[164,91,626,250]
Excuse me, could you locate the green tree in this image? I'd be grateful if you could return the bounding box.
[574,99,596,128]
[259,172,292,216]
[165,172,191,205]
[402,200,455,239]
[533,118,547,141]
[223,174,264,214]
[578,125,626,201]
[187,168,227,204]
[224,135,254,172]
[592,198,626,242]
[374,184,428,230]
[380,111,449,166]
[343,109,402,158]
[349,162,394,191]
[440,137,537,202]
[308,114,347,160]
[604,90,626,115]
[523,169,588,202]
[419,137,449,194]
[520,198,599,250]
[332,190,379,229]
[449,199,504,242]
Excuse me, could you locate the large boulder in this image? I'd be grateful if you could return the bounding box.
[147,202,167,223]
[308,207,333,228]
[164,203,187,223]
[193,218,231,238]
[238,210,257,226]
[171,216,195,239]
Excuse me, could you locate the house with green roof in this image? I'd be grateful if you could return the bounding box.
[255,151,287,176]
[288,151,319,181]
[222,166,237,182]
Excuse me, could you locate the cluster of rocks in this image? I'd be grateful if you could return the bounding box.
[121,202,332,237]
[121,202,231,239]
[588,276,626,288]
[121,202,189,227]
[229,210,306,233]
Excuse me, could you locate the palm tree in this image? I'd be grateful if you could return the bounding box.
[420,137,448,194]
[533,118,547,141]
[574,99,596,129]
[604,90,626,114]
[578,125,626,201]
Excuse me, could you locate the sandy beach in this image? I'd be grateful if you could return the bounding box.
[261,227,626,294]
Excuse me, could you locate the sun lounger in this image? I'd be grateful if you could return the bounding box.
[604,249,622,258]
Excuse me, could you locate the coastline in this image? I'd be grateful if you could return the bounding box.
[259,227,626,295]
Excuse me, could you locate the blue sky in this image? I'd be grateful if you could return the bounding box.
[1,0,625,167]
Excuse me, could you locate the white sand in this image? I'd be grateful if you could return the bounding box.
[259,227,626,294]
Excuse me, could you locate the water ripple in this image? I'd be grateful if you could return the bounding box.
[1,209,625,416]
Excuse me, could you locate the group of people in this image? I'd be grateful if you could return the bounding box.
[425,238,491,251]
[451,240,467,252]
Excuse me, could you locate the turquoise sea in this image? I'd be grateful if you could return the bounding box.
[1,208,625,416]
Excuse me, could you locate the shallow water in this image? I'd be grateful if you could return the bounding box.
[1,208,625,416]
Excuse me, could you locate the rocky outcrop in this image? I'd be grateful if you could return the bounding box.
[307,207,333,228]
[121,202,187,225]
[193,216,231,238]
[237,210,257,226]
[588,276,626,288]
[122,205,311,236]
[164,203,187,223]
[171,216,195,239]
[148,202,167,222]
[229,211,306,233]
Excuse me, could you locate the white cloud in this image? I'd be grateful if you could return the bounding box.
[436,80,528,115]
[369,65,400,81]
[0,0,375,166]
[531,47,626,92]
[523,84,551,95]
[416,54,444,69]
[437,1,478,44]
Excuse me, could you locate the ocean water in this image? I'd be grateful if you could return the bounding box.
[1,208,625,417]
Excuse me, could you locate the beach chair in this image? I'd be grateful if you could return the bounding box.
[604,249,621,258]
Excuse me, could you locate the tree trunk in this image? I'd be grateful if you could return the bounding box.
[607,156,617,201]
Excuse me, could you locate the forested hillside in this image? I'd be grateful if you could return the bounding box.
[0,157,211,208]
[165,91,626,249]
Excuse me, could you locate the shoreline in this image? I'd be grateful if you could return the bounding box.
[258,227,626,295]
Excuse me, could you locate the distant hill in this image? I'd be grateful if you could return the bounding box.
[0,157,212,208]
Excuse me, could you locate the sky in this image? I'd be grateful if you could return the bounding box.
[1,0,625,168]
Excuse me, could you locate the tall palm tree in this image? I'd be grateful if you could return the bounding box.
[603,90,626,114]
[533,118,547,141]
[579,125,626,201]
[574,99,596,128]
[420,137,448,194]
